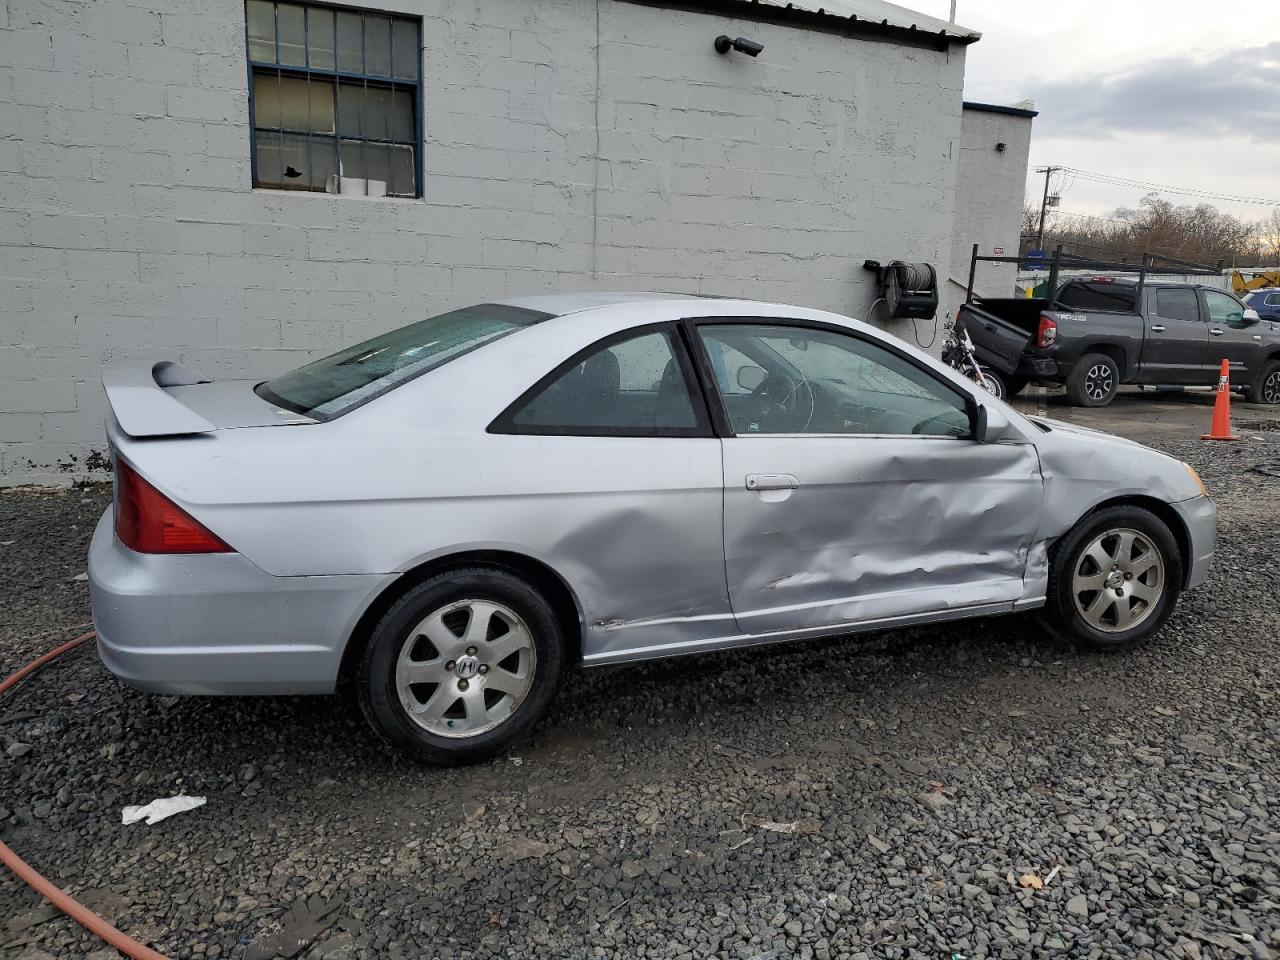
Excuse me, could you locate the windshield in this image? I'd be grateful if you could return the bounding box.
[256,303,551,419]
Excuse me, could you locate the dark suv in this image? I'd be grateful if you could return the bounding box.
[1244,288,1280,322]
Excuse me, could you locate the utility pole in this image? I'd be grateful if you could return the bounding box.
[1035,166,1060,249]
[949,0,957,21]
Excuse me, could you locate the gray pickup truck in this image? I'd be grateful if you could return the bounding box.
[959,277,1280,407]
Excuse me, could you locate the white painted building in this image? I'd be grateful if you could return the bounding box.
[0,0,1033,483]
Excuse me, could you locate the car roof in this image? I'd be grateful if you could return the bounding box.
[1065,277,1220,290]
[496,291,727,316]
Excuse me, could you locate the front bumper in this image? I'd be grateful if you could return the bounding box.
[88,509,386,695]
[1171,495,1216,590]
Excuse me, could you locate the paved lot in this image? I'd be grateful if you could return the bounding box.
[2,397,1279,960]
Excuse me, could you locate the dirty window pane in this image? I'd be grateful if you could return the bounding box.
[254,129,284,187]
[306,6,334,69]
[699,324,971,438]
[1155,288,1199,323]
[392,18,418,80]
[387,144,414,196]
[510,332,699,435]
[258,304,552,419]
[389,88,415,141]
[252,70,282,129]
[336,10,363,71]
[275,3,306,66]
[253,71,333,134]
[364,15,392,77]
[246,0,276,62]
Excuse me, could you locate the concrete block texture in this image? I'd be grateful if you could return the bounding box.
[0,0,977,482]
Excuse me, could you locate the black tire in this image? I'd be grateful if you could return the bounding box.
[975,366,1004,400]
[1040,506,1182,652]
[1065,353,1120,407]
[1243,359,1280,405]
[357,567,565,765]
[1003,376,1029,397]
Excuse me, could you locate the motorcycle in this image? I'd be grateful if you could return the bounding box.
[942,317,1004,400]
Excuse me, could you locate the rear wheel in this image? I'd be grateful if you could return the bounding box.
[1243,360,1280,405]
[1066,353,1119,407]
[1003,376,1029,397]
[358,568,564,765]
[1040,506,1182,651]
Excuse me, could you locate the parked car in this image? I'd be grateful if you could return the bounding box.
[90,294,1216,764]
[1243,287,1280,322]
[960,278,1280,406]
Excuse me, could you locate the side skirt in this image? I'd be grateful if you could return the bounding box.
[582,597,1047,667]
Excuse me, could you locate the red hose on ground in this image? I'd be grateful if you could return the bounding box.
[1,629,172,960]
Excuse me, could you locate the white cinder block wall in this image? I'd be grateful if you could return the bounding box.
[1,0,972,483]
[949,103,1035,308]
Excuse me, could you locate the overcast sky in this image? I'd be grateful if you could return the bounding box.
[911,0,1280,225]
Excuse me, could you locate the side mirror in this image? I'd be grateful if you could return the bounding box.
[737,365,768,391]
[1242,308,1261,326]
[975,402,1010,443]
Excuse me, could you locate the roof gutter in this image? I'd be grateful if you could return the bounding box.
[614,0,978,51]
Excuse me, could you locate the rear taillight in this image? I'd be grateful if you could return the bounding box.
[114,459,231,554]
[1036,314,1058,349]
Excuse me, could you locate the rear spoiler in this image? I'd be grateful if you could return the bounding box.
[102,362,216,437]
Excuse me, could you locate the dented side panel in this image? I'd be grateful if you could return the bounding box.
[719,436,1045,634]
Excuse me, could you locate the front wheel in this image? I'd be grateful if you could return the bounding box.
[1065,353,1119,407]
[358,568,565,765]
[1243,359,1280,405]
[976,365,1004,400]
[1040,506,1182,651]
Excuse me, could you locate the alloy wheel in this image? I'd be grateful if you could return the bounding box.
[1084,363,1114,402]
[1264,370,1280,405]
[394,599,537,738]
[1072,528,1165,633]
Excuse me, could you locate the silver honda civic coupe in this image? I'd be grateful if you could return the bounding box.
[89,293,1216,764]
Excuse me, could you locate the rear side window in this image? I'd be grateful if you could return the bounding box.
[1267,294,1280,307]
[1056,281,1138,313]
[492,328,708,437]
[257,303,550,419]
[1155,288,1200,322]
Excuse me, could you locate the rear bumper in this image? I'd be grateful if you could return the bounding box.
[1017,353,1060,379]
[88,509,385,695]
[1171,495,1216,590]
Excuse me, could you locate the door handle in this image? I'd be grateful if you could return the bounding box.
[1149,324,1166,333]
[1210,328,1225,336]
[1253,335,1263,342]
[745,473,799,491]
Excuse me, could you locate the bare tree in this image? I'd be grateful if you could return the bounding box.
[1020,194,1269,266]
[1257,209,1280,264]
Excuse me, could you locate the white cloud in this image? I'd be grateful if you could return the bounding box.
[908,0,1280,221]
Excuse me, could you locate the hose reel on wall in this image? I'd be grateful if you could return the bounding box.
[863,259,940,348]
[863,260,939,320]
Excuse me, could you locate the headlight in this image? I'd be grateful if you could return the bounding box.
[1182,462,1209,498]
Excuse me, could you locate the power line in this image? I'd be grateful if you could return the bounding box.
[1029,165,1280,208]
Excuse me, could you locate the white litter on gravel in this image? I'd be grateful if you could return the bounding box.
[122,794,206,825]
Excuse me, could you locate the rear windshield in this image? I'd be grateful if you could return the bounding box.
[257,303,552,419]
[1055,281,1138,313]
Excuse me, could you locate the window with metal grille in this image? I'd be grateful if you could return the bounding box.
[245,1,421,198]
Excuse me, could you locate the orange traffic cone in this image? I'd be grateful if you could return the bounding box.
[1202,358,1239,441]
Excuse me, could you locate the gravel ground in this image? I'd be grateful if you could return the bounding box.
[2,423,1278,960]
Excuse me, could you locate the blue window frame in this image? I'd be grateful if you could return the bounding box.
[245,1,422,198]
